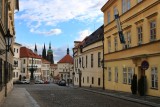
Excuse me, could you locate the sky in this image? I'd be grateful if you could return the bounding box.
[15,0,107,63]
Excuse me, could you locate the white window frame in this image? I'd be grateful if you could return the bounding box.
[128,67,134,84]
[137,26,143,45]
[114,36,118,51]
[151,67,158,89]
[150,21,156,41]
[108,38,111,53]
[122,0,131,13]
[123,67,127,84]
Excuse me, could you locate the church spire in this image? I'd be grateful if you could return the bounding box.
[34,43,37,54]
[67,48,69,54]
[42,43,46,59]
[49,42,51,49]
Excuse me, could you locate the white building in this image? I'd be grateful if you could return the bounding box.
[57,48,74,83]
[20,47,42,80]
[13,42,22,82]
[41,58,50,81]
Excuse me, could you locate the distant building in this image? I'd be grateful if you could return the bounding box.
[13,42,22,82]
[41,58,50,81]
[42,43,54,64]
[57,48,74,83]
[20,47,42,80]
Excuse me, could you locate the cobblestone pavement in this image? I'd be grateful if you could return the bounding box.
[15,84,150,107]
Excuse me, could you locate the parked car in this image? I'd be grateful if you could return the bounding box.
[21,79,30,84]
[13,80,23,84]
[35,80,44,84]
[58,80,66,86]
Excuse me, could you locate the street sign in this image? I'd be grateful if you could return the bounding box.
[141,60,149,70]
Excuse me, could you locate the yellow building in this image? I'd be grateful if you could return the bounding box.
[73,25,104,88]
[101,0,160,96]
[0,0,19,101]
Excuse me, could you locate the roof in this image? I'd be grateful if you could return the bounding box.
[42,58,50,64]
[20,47,41,59]
[58,54,73,64]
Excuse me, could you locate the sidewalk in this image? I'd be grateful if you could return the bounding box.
[74,86,160,107]
[0,87,40,107]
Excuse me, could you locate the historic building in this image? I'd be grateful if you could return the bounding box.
[20,47,42,80]
[0,0,19,100]
[42,43,54,64]
[13,42,22,82]
[57,48,73,84]
[73,25,104,88]
[101,0,160,96]
[41,58,50,81]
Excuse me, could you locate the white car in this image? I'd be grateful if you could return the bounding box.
[21,79,30,84]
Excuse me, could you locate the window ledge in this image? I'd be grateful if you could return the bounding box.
[150,87,158,90]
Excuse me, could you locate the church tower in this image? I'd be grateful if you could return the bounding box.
[34,43,37,54]
[46,42,54,64]
[42,43,46,59]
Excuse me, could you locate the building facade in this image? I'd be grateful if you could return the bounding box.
[0,0,19,101]
[20,47,42,80]
[73,25,104,88]
[101,0,160,96]
[41,58,50,81]
[57,48,73,84]
[13,42,21,82]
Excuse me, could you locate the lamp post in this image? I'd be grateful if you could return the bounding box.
[101,37,105,90]
[0,29,13,97]
[27,58,37,83]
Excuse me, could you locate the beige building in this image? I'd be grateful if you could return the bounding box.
[41,58,50,81]
[13,42,22,82]
[73,25,104,88]
[101,0,160,96]
[0,0,19,101]
[57,48,73,84]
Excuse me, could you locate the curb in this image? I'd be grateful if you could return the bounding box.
[75,87,160,107]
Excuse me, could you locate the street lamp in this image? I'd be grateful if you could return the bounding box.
[27,58,37,83]
[0,29,13,97]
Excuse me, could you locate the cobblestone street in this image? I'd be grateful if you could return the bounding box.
[15,84,150,107]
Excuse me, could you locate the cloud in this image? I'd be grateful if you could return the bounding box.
[75,29,92,41]
[16,0,106,29]
[30,28,62,36]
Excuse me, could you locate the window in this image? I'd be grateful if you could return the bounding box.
[86,55,87,68]
[123,68,127,84]
[151,67,158,89]
[150,21,156,41]
[98,52,101,67]
[113,6,117,15]
[82,57,84,68]
[108,67,111,81]
[23,68,25,73]
[98,78,100,86]
[128,67,133,84]
[77,59,78,68]
[114,36,118,51]
[17,49,18,53]
[123,31,131,49]
[79,57,81,68]
[16,72,18,77]
[107,11,110,23]
[14,48,15,52]
[115,67,118,82]
[91,54,93,68]
[83,77,84,83]
[122,0,131,13]
[23,59,25,64]
[137,26,143,45]
[108,38,111,53]
[13,72,15,78]
[92,77,94,84]
[87,76,89,83]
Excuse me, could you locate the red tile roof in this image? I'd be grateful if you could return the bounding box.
[20,47,41,59]
[42,58,50,64]
[58,54,73,64]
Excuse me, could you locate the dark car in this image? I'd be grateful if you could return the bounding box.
[58,80,66,86]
